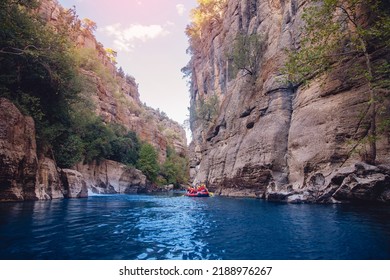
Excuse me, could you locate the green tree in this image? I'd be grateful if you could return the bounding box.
[228,33,266,78]
[82,120,115,163]
[81,18,97,33]
[161,146,189,186]
[137,143,159,182]
[118,66,125,78]
[109,130,140,166]
[54,134,84,168]
[195,94,219,126]
[283,0,390,164]
[0,0,81,155]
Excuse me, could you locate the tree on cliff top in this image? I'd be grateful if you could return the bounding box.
[105,48,117,64]
[283,0,390,164]
[185,0,227,53]
[81,18,97,33]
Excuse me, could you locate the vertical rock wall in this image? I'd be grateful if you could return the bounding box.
[74,160,147,194]
[188,0,390,202]
[0,98,38,201]
[0,98,86,201]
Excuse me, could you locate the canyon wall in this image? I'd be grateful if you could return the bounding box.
[188,0,390,203]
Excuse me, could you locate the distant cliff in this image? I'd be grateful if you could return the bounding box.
[186,0,390,203]
[39,0,187,162]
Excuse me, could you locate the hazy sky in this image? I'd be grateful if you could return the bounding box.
[58,0,197,139]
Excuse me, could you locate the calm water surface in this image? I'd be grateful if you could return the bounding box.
[0,193,389,260]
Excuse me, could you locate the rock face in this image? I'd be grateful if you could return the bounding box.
[0,98,87,201]
[266,163,390,203]
[0,98,38,201]
[37,157,64,200]
[188,0,390,203]
[61,169,88,198]
[0,98,83,201]
[75,160,147,194]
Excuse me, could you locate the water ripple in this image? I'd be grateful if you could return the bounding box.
[0,194,389,259]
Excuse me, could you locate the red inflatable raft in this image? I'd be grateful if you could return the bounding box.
[185,190,210,197]
[185,185,210,197]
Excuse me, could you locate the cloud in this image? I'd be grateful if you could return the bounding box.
[99,23,170,52]
[176,4,185,16]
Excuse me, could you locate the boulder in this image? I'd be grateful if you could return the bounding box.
[75,160,147,194]
[264,163,390,203]
[36,156,64,199]
[61,169,88,198]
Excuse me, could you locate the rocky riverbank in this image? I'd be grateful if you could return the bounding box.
[0,97,180,201]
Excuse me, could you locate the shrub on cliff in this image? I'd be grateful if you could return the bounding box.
[283,0,390,164]
[228,33,266,78]
[68,110,140,167]
[194,94,219,127]
[54,134,84,168]
[74,47,117,92]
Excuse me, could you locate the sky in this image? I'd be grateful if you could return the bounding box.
[58,0,197,140]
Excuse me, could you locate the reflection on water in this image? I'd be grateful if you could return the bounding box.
[0,194,389,260]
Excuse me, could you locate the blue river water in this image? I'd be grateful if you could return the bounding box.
[0,193,389,260]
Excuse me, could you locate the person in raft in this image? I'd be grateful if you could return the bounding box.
[197,184,208,193]
[188,186,197,194]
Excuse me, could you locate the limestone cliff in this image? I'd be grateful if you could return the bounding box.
[0,98,38,201]
[75,160,147,194]
[187,0,390,203]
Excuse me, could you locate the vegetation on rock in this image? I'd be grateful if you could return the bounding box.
[0,0,189,185]
[228,33,266,78]
[185,0,227,54]
[283,0,390,164]
[160,146,189,187]
[0,0,81,159]
[137,143,159,183]
[191,94,220,128]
